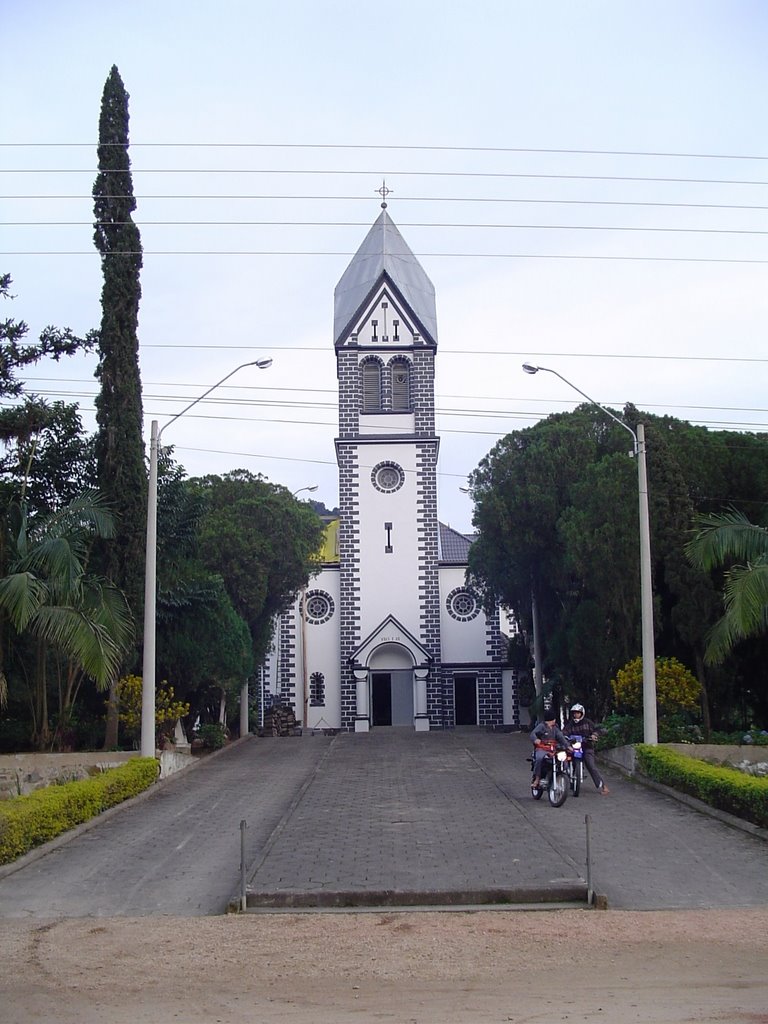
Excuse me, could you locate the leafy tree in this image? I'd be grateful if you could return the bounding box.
[0,400,96,514]
[141,452,254,733]
[192,470,326,664]
[0,491,133,748]
[467,403,768,727]
[92,65,146,745]
[0,274,96,402]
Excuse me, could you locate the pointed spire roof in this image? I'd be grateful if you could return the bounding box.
[334,209,438,347]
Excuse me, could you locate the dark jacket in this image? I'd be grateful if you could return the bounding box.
[563,716,600,750]
[529,721,569,749]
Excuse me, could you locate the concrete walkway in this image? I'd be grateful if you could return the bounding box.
[1,730,767,918]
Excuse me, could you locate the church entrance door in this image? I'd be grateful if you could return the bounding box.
[454,674,478,726]
[371,673,392,726]
[371,670,414,727]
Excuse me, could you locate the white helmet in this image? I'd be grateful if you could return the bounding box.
[570,703,585,715]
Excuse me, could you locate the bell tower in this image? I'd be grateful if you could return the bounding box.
[334,198,442,730]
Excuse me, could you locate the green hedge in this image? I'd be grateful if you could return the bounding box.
[0,757,158,865]
[635,744,768,830]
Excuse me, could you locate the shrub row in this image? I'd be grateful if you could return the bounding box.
[0,757,159,865]
[635,744,768,830]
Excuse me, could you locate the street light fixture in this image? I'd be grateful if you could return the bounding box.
[140,358,273,758]
[522,363,658,744]
[293,485,319,498]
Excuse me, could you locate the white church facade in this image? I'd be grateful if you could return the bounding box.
[261,206,519,732]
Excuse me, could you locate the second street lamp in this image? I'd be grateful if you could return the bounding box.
[140,358,273,758]
[522,362,658,745]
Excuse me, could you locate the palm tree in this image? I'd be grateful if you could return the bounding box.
[685,509,768,665]
[0,489,134,748]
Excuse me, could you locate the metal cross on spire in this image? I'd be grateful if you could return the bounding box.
[376,179,393,208]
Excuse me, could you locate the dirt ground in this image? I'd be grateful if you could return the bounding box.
[2,908,767,1024]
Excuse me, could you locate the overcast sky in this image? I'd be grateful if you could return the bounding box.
[3,0,767,532]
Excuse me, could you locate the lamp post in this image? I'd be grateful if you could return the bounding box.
[522,363,658,744]
[140,358,273,758]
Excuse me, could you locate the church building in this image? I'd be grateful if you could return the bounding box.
[262,202,519,732]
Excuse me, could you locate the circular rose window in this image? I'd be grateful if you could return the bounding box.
[446,587,480,622]
[304,590,335,625]
[372,461,405,493]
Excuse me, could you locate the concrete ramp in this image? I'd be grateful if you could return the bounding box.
[241,731,588,910]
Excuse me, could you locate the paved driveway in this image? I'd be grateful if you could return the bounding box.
[0,730,766,917]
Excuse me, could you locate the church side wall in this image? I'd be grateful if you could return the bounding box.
[302,568,342,730]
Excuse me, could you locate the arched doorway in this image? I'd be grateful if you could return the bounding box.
[369,643,413,727]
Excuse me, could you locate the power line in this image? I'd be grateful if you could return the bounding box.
[19,346,768,364]
[5,250,768,264]
[3,142,768,160]
[7,219,768,238]
[19,376,768,416]
[8,168,768,187]
[6,195,768,213]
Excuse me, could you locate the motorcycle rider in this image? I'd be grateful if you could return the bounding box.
[563,703,610,795]
[529,708,571,796]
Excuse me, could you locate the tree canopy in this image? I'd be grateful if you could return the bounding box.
[467,405,768,729]
[191,470,326,663]
[92,64,146,622]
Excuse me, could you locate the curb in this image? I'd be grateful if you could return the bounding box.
[238,884,591,912]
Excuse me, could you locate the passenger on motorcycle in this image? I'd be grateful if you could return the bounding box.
[563,703,610,795]
[529,710,571,795]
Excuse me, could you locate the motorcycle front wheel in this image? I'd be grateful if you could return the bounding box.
[549,773,568,807]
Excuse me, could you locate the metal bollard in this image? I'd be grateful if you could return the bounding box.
[240,818,247,912]
[585,814,593,905]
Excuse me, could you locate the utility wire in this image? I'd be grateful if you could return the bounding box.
[20,375,768,414]
[6,250,768,263]
[6,195,768,213]
[7,220,768,237]
[3,142,768,160]
[8,168,768,187]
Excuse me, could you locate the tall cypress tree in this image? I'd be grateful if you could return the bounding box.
[92,66,146,744]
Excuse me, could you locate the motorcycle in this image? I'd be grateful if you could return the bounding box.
[567,736,584,797]
[529,741,570,807]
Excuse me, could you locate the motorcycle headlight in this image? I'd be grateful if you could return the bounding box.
[572,741,582,749]
[556,750,568,762]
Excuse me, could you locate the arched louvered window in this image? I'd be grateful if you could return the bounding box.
[310,672,325,706]
[391,359,410,411]
[361,360,382,412]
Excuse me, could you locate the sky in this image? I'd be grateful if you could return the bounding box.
[2,0,768,533]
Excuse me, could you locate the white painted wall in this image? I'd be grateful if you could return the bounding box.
[301,567,342,730]
[439,564,491,664]
[357,442,422,639]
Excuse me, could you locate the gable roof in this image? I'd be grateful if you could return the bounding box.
[333,209,438,347]
[438,522,476,564]
[349,613,433,667]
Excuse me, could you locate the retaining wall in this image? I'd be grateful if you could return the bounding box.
[0,748,194,799]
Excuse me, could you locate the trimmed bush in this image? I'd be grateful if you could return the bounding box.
[196,723,226,750]
[635,744,768,830]
[0,757,158,865]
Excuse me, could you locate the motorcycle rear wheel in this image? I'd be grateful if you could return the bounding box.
[549,774,568,807]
